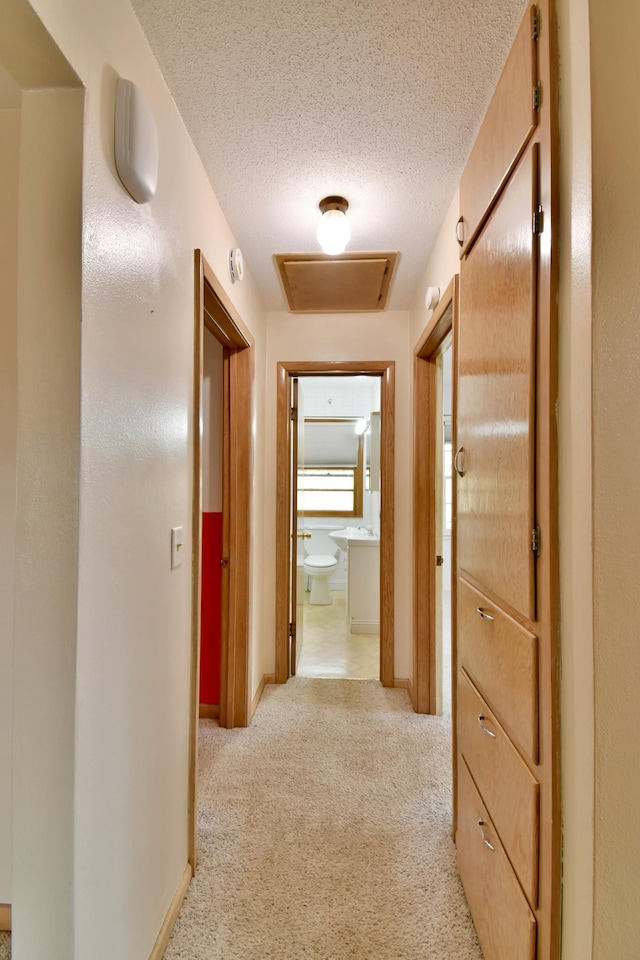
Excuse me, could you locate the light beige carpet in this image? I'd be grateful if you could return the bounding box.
[0,932,9,960]
[164,678,483,960]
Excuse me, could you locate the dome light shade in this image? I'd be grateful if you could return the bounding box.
[316,196,350,255]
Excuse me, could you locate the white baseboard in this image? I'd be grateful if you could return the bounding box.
[350,619,380,635]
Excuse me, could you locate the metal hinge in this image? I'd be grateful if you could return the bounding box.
[532,7,541,40]
[533,82,542,111]
[531,525,541,556]
[290,406,297,422]
[288,622,295,639]
[436,555,444,567]
[533,205,544,234]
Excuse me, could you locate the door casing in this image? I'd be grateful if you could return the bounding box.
[190,250,254,869]
[413,277,458,716]
[275,361,395,686]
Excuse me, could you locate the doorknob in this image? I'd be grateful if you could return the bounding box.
[454,445,466,477]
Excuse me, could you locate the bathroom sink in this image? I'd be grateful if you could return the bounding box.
[329,527,379,551]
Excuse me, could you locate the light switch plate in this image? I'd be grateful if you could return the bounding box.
[171,526,184,569]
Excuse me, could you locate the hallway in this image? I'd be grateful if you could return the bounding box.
[163,679,481,960]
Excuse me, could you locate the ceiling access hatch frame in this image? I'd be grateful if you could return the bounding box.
[275,251,399,313]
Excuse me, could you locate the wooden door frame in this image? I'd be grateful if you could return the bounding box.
[189,250,254,869]
[413,276,459,714]
[275,361,395,687]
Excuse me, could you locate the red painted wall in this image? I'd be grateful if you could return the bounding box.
[200,511,222,705]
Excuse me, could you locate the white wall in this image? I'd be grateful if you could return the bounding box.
[409,189,461,346]
[4,0,268,957]
[589,1,640,955]
[0,104,20,907]
[12,86,84,960]
[556,0,595,956]
[264,311,412,680]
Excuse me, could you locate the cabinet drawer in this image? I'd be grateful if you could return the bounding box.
[458,669,539,906]
[457,757,536,960]
[458,577,538,762]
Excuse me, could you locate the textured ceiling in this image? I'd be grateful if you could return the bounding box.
[130,0,529,310]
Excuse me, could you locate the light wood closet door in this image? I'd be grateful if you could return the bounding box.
[457,145,538,622]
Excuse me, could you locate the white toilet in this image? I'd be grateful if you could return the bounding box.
[303,554,339,605]
[300,527,341,605]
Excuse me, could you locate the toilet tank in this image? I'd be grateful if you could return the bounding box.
[297,523,345,588]
[303,525,341,559]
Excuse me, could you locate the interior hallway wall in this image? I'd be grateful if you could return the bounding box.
[264,311,412,681]
[589,0,640,954]
[12,85,84,960]
[0,97,21,907]
[3,0,268,957]
[409,189,460,347]
[556,0,595,956]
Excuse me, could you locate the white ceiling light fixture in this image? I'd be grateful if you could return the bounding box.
[316,196,351,255]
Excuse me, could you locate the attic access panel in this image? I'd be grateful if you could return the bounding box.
[275,252,398,313]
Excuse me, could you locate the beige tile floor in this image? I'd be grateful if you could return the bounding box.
[296,590,380,680]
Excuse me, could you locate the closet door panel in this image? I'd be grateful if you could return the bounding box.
[457,145,538,621]
[458,4,538,255]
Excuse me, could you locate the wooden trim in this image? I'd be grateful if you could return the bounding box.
[379,362,395,687]
[190,250,254,870]
[0,904,11,932]
[229,344,254,728]
[412,276,458,714]
[274,251,398,313]
[189,250,205,870]
[202,259,253,349]
[276,361,395,687]
[219,347,231,728]
[249,672,276,722]
[199,704,220,719]
[393,677,414,702]
[414,278,456,359]
[147,864,192,960]
[275,363,292,683]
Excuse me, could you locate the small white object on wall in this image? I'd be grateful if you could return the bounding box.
[171,526,184,569]
[425,286,440,311]
[227,247,244,283]
[114,78,158,204]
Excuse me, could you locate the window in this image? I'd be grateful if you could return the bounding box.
[297,419,364,518]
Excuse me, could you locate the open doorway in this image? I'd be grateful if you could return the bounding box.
[293,375,382,680]
[275,361,395,688]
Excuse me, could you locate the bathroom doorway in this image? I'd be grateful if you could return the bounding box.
[275,361,395,687]
[294,376,382,680]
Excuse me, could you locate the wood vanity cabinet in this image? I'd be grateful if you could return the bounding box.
[454,4,559,960]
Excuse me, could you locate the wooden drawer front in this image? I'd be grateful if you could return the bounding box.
[458,577,538,763]
[458,670,539,906]
[457,758,536,960]
[458,3,538,256]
